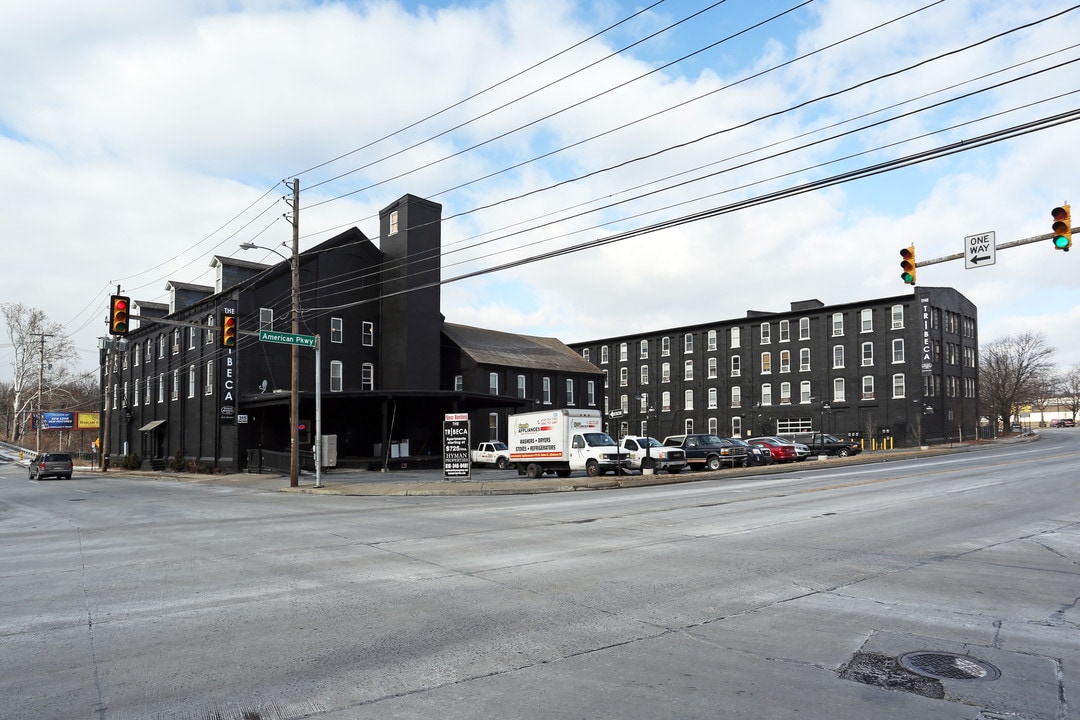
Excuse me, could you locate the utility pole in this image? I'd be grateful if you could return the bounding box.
[34,333,52,453]
[285,178,301,487]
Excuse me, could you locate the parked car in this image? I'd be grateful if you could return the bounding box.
[662,434,749,470]
[620,436,686,474]
[1060,418,1076,428]
[783,433,862,458]
[727,437,773,466]
[747,437,800,463]
[29,452,74,480]
[471,441,510,469]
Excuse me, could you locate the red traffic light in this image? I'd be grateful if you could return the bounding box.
[221,313,237,348]
[109,295,130,335]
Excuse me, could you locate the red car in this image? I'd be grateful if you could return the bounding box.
[747,437,799,463]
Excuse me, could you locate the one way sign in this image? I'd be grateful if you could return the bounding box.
[964,231,996,269]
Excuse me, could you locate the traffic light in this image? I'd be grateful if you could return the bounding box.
[1052,205,1071,251]
[900,246,916,285]
[221,313,237,348]
[108,295,130,335]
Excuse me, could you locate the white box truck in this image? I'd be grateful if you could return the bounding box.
[509,408,627,479]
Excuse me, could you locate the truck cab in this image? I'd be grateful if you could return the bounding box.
[621,436,686,473]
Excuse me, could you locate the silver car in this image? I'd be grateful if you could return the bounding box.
[29,452,74,480]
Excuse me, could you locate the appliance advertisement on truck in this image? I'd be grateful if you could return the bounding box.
[509,409,626,479]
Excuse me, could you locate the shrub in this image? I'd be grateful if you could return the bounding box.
[120,454,141,470]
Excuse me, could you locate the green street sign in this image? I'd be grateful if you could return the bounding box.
[259,330,316,347]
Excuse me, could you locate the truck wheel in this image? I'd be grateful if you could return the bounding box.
[526,463,542,479]
[836,448,850,457]
[706,456,721,471]
[586,460,600,477]
[496,456,509,470]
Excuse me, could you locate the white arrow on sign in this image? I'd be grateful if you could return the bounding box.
[964,231,996,269]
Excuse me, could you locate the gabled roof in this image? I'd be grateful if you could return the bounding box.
[210,256,271,271]
[164,280,214,293]
[443,322,601,375]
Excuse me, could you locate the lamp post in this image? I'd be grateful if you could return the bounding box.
[636,393,652,463]
[820,402,831,436]
[240,236,300,487]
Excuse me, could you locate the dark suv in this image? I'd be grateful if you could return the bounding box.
[29,453,74,480]
[662,434,748,470]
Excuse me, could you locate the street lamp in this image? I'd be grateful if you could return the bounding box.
[240,239,301,487]
[821,402,831,436]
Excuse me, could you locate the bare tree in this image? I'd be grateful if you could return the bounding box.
[1,302,77,445]
[1027,369,1060,427]
[1061,364,1080,421]
[979,331,1056,433]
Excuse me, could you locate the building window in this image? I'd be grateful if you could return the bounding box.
[661,337,670,356]
[684,360,693,381]
[832,313,844,336]
[731,355,741,377]
[779,382,791,404]
[543,377,552,404]
[330,361,343,392]
[582,348,590,362]
[891,304,904,329]
[361,363,374,390]
[144,379,151,405]
[639,339,648,359]
[619,367,628,386]
[860,308,873,332]
[684,333,693,353]
[205,315,215,345]
[799,348,810,372]
[684,389,694,410]
[661,391,671,412]
[761,383,772,405]
[761,352,771,374]
[517,374,526,398]
[779,319,790,342]
[730,416,741,437]
[707,330,717,351]
[331,317,343,343]
[731,386,741,408]
[188,365,196,398]
[780,350,790,373]
[172,329,180,355]
[661,362,671,383]
[133,379,140,407]
[188,327,197,350]
[861,342,874,366]
[389,209,399,235]
[861,375,875,400]
[489,413,499,440]
[600,346,609,364]
[684,418,694,435]
[833,345,845,369]
[707,357,717,378]
[708,387,717,409]
[730,327,741,349]
[892,373,906,398]
[566,378,575,405]
[798,317,810,340]
[760,323,770,344]
[620,394,629,412]
[157,373,165,403]
[640,365,649,385]
[489,372,499,395]
[833,378,845,402]
[362,321,374,346]
[892,338,905,363]
[454,374,463,391]
[800,381,811,404]
[639,393,648,412]
[204,363,213,395]
[587,380,596,406]
[134,344,141,367]
[619,343,628,362]
[260,308,273,331]
[158,335,165,359]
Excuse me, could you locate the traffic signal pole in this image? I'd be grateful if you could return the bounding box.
[910,225,1076,269]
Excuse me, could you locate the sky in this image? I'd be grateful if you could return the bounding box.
[3,0,1079,384]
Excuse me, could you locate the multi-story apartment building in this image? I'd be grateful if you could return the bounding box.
[570,288,978,447]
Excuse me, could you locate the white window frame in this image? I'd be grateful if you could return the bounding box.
[799,348,810,372]
[731,355,741,377]
[684,389,694,411]
[798,317,810,340]
[833,377,846,402]
[188,365,196,398]
[362,321,374,347]
[260,308,273,331]
[684,333,693,353]
[361,363,374,391]
[330,361,343,392]
[892,338,905,363]
[861,375,874,400]
[517,374,526,398]
[860,308,873,333]
[761,383,772,406]
[861,341,874,367]
[800,380,812,404]
[543,377,552,404]
[892,373,906,398]
[204,363,213,395]
[760,322,770,344]
[489,372,499,395]
[331,317,343,344]
[833,345,845,369]
[730,386,741,408]
[566,378,574,405]
[891,304,904,329]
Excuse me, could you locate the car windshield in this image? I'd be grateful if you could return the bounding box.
[642,437,664,448]
[583,433,617,447]
[700,435,728,446]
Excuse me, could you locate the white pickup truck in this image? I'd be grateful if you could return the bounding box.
[471,441,510,469]
[620,436,686,473]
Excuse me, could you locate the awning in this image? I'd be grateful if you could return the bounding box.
[138,419,166,432]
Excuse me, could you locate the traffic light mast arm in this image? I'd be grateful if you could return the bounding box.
[912,226,1076,267]
[124,313,260,336]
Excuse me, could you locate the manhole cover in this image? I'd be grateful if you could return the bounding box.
[898,651,1001,681]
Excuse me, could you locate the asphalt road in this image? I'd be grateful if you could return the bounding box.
[1,430,1077,719]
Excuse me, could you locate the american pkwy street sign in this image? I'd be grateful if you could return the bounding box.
[259,330,317,347]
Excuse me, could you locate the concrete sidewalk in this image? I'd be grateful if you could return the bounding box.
[100,437,1027,496]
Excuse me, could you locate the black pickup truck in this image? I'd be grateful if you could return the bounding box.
[785,433,861,457]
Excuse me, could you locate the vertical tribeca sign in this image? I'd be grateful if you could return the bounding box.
[443,414,471,481]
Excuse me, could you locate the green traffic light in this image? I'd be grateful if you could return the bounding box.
[1054,234,1070,249]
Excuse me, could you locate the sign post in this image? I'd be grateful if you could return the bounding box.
[964,231,996,269]
[443,414,471,481]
